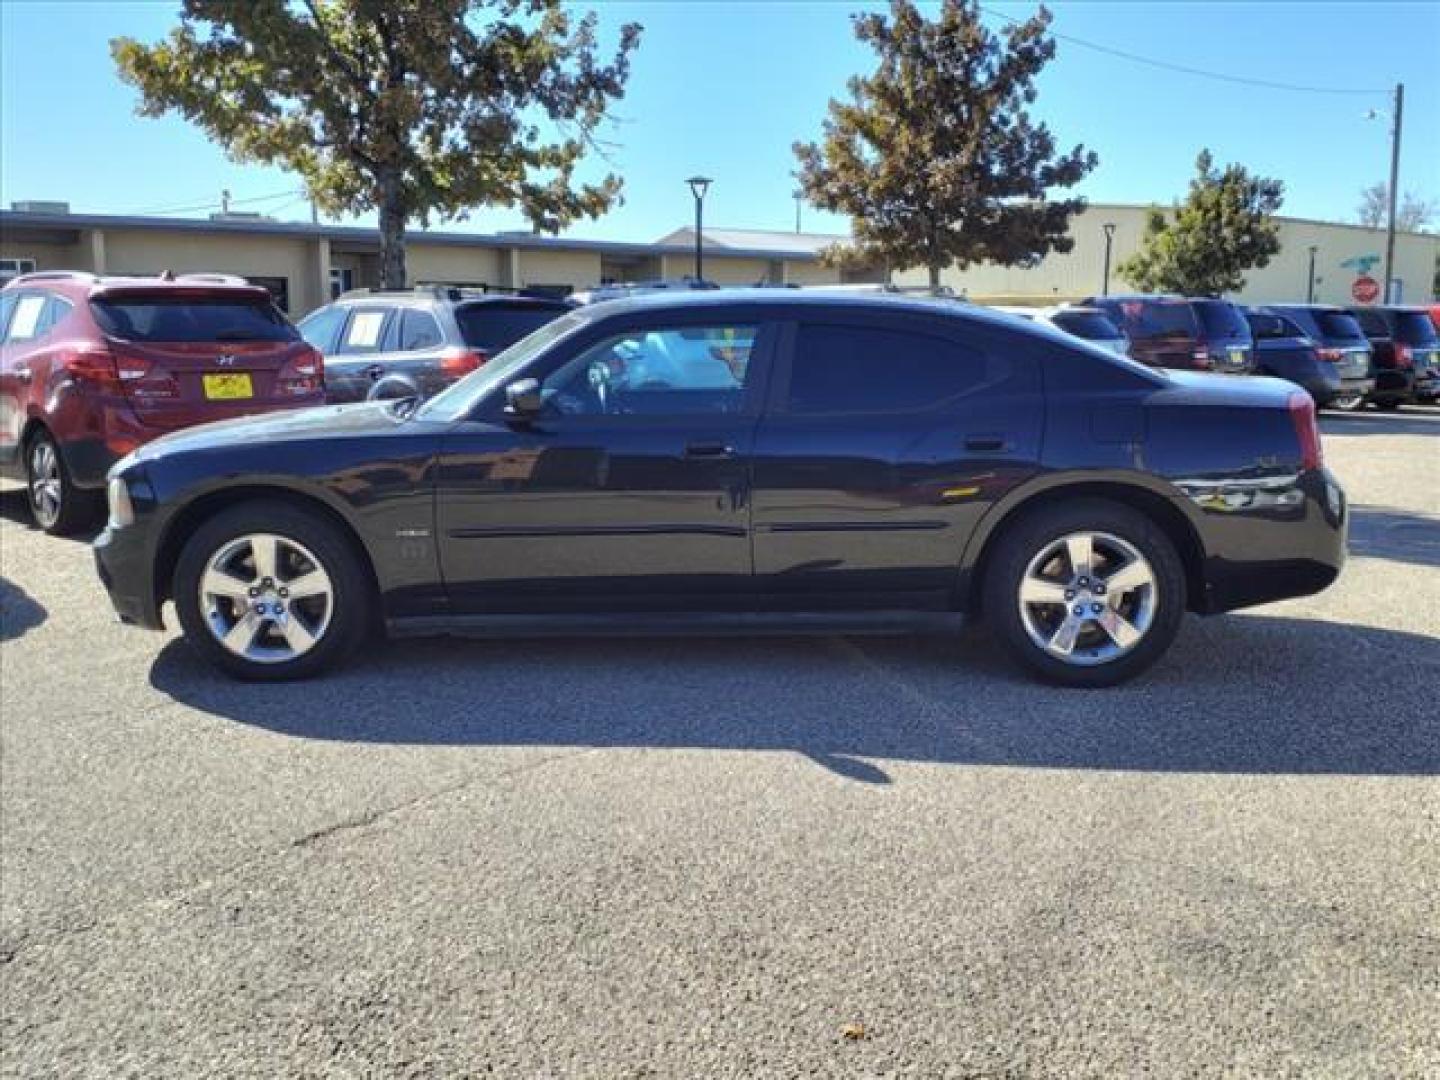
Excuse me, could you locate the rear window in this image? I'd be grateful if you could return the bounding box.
[1050,310,1120,340]
[1106,300,1197,340]
[455,303,568,351]
[1192,300,1250,338]
[1312,309,1366,342]
[92,295,296,343]
[1392,311,1438,344]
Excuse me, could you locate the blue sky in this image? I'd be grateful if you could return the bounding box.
[2,1,1436,241]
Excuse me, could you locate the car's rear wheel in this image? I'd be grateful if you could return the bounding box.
[982,499,1186,687]
[1372,398,1402,411]
[173,501,372,680]
[1328,391,1366,412]
[25,430,101,536]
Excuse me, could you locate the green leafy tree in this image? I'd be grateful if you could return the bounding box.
[113,0,641,287]
[793,0,1096,288]
[1119,151,1284,297]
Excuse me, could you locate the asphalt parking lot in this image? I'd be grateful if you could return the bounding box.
[2,407,1437,1078]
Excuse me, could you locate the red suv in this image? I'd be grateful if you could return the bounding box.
[0,272,324,534]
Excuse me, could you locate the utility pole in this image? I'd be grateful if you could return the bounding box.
[1382,82,1404,303]
[1306,245,1319,304]
[1101,222,1116,296]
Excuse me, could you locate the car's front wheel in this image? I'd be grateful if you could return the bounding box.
[173,501,373,680]
[982,499,1186,688]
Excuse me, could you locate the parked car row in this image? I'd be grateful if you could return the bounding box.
[1001,293,1438,412]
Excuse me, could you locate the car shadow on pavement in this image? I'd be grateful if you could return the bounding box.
[1348,505,1440,568]
[147,611,1440,782]
[0,576,47,642]
[0,487,102,543]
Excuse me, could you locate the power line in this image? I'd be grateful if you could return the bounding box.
[128,187,305,216]
[978,5,1386,97]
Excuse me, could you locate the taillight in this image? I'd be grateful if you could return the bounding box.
[1394,343,1413,369]
[439,347,487,378]
[1316,347,1344,363]
[1192,338,1211,369]
[1287,391,1323,471]
[64,346,120,386]
[276,345,325,396]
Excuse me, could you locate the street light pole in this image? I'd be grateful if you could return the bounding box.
[1101,222,1116,296]
[793,190,803,234]
[1306,245,1319,304]
[686,176,712,282]
[1382,82,1404,303]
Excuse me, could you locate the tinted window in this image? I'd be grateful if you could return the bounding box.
[1105,300,1197,340]
[789,323,989,414]
[1247,311,1302,340]
[1192,300,1249,338]
[543,325,758,416]
[91,296,295,343]
[1050,310,1121,340]
[455,303,568,351]
[1392,311,1438,344]
[1312,310,1366,342]
[297,306,346,352]
[398,309,444,351]
[1351,309,1389,337]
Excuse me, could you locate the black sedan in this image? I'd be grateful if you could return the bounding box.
[94,291,1347,688]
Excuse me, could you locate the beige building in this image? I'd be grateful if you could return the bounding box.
[890,203,1439,307]
[3,202,1435,316]
[0,208,848,317]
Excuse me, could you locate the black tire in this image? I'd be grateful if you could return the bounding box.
[981,498,1186,688]
[173,500,374,681]
[1372,398,1402,411]
[24,429,102,537]
[1327,392,1366,413]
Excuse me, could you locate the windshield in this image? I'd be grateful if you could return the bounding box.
[417,309,589,422]
[1311,309,1366,342]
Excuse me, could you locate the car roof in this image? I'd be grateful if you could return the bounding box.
[581,286,983,321]
[2,272,272,303]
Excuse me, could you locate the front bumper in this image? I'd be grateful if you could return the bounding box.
[93,518,165,630]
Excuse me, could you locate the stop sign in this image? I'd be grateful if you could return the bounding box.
[1351,275,1381,303]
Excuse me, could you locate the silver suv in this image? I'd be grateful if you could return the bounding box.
[298,286,573,402]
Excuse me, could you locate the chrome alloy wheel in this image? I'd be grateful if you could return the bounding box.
[199,533,334,663]
[28,439,62,529]
[1017,531,1157,667]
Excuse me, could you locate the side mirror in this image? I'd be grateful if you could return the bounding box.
[504,378,543,420]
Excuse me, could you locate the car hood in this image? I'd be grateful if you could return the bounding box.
[130,400,419,463]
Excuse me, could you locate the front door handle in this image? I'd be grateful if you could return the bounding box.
[13,367,32,384]
[685,441,735,459]
[964,434,1009,453]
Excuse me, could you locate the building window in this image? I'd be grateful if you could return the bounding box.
[330,267,354,299]
[248,275,291,313]
[0,258,37,287]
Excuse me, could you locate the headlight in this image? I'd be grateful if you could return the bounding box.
[107,477,135,528]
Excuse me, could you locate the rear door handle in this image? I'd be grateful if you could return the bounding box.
[964,434,1009,452]
[685,441,735,459]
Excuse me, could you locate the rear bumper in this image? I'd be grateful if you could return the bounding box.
[1186,468,1347,615]
[93,518,165,630]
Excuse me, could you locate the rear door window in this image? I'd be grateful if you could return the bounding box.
[1351,309,1389,337]
[1110,300,1197,340]
[397,309,444,351]
[6,293,49,342]
[455,302,569,352]
[91,296,296,343]
[335,307,393,355]
[787,323,992,414]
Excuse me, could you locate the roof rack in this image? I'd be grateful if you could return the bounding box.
[338,283,566,302]
[5,270,101,287]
